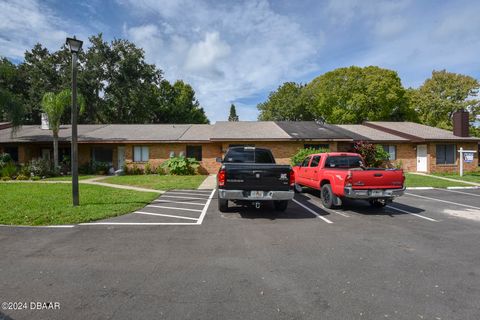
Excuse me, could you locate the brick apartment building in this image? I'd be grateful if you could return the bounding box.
[0,116,478,174]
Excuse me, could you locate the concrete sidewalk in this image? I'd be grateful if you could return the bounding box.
[198,174,217,189]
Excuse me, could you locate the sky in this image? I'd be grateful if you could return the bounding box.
[1,0,479,122]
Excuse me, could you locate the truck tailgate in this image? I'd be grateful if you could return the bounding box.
[350,169,404,189]
[224,164,291,191]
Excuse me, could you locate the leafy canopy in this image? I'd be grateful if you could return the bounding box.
[305,66,415,124]
[408,70,479,134]
[258,82,314,121]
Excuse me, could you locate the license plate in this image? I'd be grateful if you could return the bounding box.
[371,190,383,197]
[250,191,264,198]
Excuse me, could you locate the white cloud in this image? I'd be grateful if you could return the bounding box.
[184,32,230,77]
[120,0,320,121]
[0,0,70,58]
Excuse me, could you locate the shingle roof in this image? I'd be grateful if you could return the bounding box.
[0,124,192,143]
[275,121,353,140]
[335,124,408,142]
[364,122,480,141]
[178,125,214,141]
[210,121,291,140]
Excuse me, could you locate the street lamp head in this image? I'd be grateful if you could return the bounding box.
[66,36,83,53]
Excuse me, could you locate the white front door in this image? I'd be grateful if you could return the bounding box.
[416,144,427,172]
[117,146,125,170]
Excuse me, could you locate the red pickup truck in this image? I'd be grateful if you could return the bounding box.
[293,152,405,208]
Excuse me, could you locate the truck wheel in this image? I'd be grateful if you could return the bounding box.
[369,199,386,208]
[294,183,303,193]
[321,184,335,209]
[274,200,288,211]
[218,198,229,212]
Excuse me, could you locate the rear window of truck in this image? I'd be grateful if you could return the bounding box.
[224,148,275,163]
[325,156,362,169]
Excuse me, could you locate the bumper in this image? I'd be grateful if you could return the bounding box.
[218,189,294,201]
[343,187,405,199]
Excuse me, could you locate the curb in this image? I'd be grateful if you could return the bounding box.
[446,186,480,190]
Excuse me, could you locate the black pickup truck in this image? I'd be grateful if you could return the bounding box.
[216,146,295,212]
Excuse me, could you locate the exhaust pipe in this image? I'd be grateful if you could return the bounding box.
[254,202,261,209]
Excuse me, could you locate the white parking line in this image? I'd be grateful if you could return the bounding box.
[300,195,350,217]
[80,222,199,226]
[136,211,199,221]
[173,189,212,193]
[197,189,216,225]
[153,199,206,206]
[406,192,480,210]
[164,192,210,197]
[386,205,438,222]
[292,199,333,224]
[436,188,480,198]
[161,195,210,200]
[145,205,202,212]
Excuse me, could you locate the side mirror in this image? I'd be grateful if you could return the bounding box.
[216,157,222,163]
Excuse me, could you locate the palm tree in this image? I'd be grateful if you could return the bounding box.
[41,89,84,172]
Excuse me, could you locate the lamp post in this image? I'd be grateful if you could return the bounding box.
[66,36,83,206]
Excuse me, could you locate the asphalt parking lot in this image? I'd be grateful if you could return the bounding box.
[1,188,480,320]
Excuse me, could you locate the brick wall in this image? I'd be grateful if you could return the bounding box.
[429,142,478,173]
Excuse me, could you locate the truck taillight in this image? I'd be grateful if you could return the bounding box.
[289,169,295,187]
[345,171,352,187]
[218,169,226,186]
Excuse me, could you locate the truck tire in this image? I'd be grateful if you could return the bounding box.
[294,183,303,193]
[321,184,335,209]
[369,199,387,208]
[274,200,288,211]
[218,198,229,212]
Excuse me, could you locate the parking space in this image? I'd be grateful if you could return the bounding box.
[3,187,480,320]
[217,187,480,226]
[81,189,215,226]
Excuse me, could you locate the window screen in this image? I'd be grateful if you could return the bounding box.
[304,144,329,150]
[133,146,149,162]
[4,147,18,162]
[186,145,202,161]
[436,144,455,164]
[382,145,397,160]
[92,147,113,163]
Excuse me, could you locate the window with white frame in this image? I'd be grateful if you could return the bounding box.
[133,146,149,162]
[382,145,397,160]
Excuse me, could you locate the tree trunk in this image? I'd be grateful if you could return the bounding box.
[53,131,59,173]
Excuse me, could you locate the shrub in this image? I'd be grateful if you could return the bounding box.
[156,166,166,175]
[0,153,12,168]
[16,174,29,180]
[91,161,110,175]
[354,141,390,167]
[1,162,17,178]
[144,162,155,175]
[291,147,329,166]
[31,176,40,181]
[1,176,12,181]
[79,162,94,174]
[161,156,199,175]
[125,163,144,175]
[27,159,53,177]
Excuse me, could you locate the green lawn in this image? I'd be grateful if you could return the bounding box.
[405,173,471,188]
[0,183,157,226]
[99,175,207,190]
[432,172,480,184]
[43,175,99,181]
